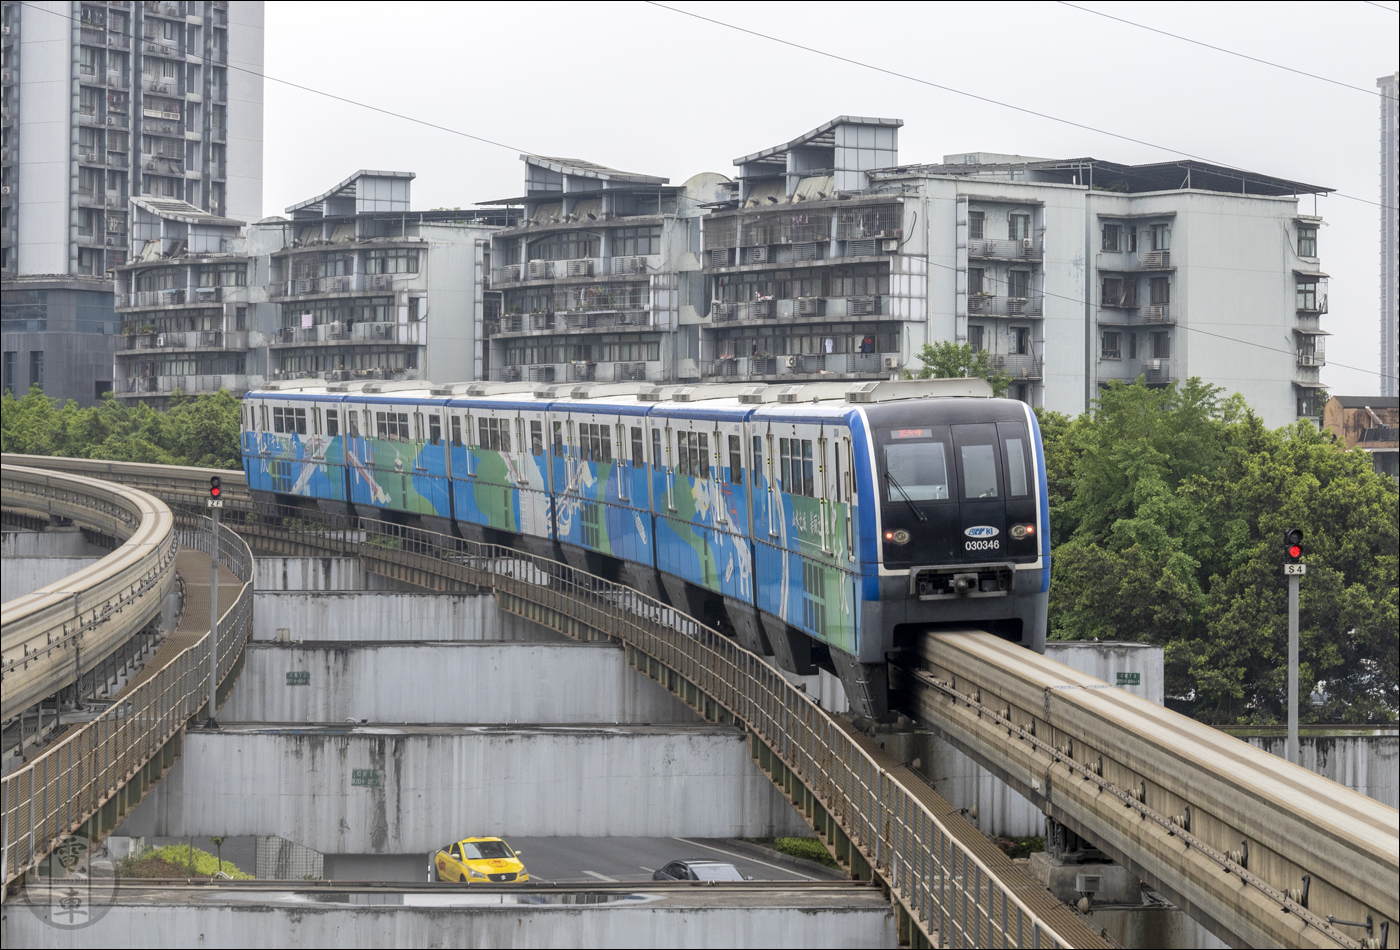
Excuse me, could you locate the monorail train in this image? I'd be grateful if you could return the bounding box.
[240,378,1050,718]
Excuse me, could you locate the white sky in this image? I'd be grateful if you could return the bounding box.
[263,0,1399,398]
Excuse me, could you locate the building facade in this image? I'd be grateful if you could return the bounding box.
[483,156,715,386]
[691,117,1331,427]
[1,0,262,404]
[1323,395,1398,480]
[110,196,273,403]
[1380,72,1398,400]
[262,170,516,385]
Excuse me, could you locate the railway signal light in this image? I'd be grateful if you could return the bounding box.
[1284,527,1303,563]
[209,476,222,499]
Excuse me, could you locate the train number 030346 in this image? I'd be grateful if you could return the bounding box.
[965,539,1000,551]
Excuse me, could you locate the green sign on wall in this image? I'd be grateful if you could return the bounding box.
[286,671,310,686]
[351,769,382,788]
[1116,672,1141,686]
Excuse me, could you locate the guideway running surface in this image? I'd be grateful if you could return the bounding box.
[893,630,1400,950]
[1,456,1103,949]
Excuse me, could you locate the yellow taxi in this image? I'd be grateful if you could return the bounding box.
[433,837,529,884]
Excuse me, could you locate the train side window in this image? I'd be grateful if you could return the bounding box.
[953,423,1001,499]
[728,435,742,485]
[778,438,814,497]
[326,410,339,437]
[553,421,564,458]
[451,415,462,447]
[376,412,388,440]
[631,427,644,466]
[413,412,424,442]
[531,420,544,456]
[272,407,283,433]
[652,428,662,469]
[997,423,1031,497]
[616,424,628,466]
[312,408,322,436]
[295,408,307,435]
[697,432,710,480]
[516,418,526,454]
[429,414,442,446]
[752,436,763,484]
[348,412,359,438]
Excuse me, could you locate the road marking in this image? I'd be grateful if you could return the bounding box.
[670,837,818,881]
[639,866,654,873]
[583,870,618,882]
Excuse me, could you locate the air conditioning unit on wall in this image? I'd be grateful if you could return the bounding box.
[884,356,900,370]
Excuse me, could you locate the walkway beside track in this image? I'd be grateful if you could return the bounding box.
[0,493,253,891]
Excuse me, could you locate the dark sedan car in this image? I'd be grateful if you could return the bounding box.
[653,859,750,882]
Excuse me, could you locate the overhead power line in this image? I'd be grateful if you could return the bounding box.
[645,1,1395,212]
[1361,1,1399,13]
[1056,1,1389,99]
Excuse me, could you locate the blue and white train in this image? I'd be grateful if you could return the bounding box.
[240,378,1050,717]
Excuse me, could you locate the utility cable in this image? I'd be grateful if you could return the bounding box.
[1361,1,1398,13]
[1057,1,1390,99]
[645,1,1395,212]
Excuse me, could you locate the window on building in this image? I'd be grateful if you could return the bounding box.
[1152,332,1171,360]
[1008,213,1031,242]
[1012,327,1029,356]
[968,210,985,240]
[1128,332,1138,360]
[1101,331,1122,360]
[968,325,985,354]
[235,307,247,330]
[28,351,43,392]
[1102,223,1121,252]
[2,351,16,396]
[1296,280,1320,311]
[728,435,743,485]
[529,231,600,262]
[1149,277,1170,306]
[613,226,661,257]
[779,438,815,497]
[1102,276,1124,307]
[1298,226,1317,258]
[1128,226,1138,252]
[365,249,419,275]
[968,267,985,296]
[1150,224,1170,251]
[1008,271,1030,299]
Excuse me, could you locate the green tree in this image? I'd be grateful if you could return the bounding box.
[1046,379,1397,724]
[911,341,1012,397]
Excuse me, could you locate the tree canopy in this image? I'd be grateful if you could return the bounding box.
[1041,379,1398,724]
[912,341,1012,396]
[1,386,242,470]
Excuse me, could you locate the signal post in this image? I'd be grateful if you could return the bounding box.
[207,476,223,728]
[1283,528,1305,764]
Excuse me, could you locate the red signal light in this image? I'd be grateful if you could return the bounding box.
[211,486,220,497]
[1288,544,1301,559]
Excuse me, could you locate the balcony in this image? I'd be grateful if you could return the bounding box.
[270,321,421,347]
[1296,350,1326,368]
[269,275,359,298]
[992,354,1044,380]
[124,289,185,308]
[141,77,177,96]
[712,299,775,323]
[1141,305,1173,324]
[967,295,1044,317]
[118,330,246,352]
[491,263,523,284]
[143,155,184,176]
[105,113,129,130]
[1296,292,1328,315]
[968,235,1044,262]
[116,373,249,398]
[566,361,597,383]
[705,353,887,380]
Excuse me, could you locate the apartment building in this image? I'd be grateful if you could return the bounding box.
[698,117,1332,427]
[261,170,516,385]
[482,155,716,385]
[1,0,261,404]
[110,195,274,403]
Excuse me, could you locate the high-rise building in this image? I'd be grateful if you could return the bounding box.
[695,117,1332,427]
[1380,72,1398,400]
[1,0,263,405]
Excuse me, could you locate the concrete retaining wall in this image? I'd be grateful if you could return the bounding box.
[1240,731,1398,809]
[255,556,376,591]
[252,592,557,643]
[223,642,697,724]
[11,892,896,949]
[0,556,103,602]
[1045,641,1164,705]
[117,725,809,850]
[1,526,107,558]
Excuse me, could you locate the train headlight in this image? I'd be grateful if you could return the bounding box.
[884,529,911,544]
[1010,524,1035,540]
